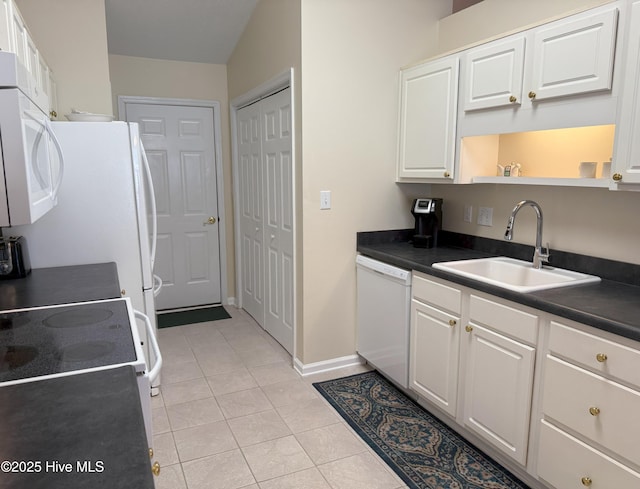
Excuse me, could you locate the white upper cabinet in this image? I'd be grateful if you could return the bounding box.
[0,0,52,115]
[397,55,459,181]
[528,8,618,102]
[463,36,526,111]
[612,0,640,188]
[460,4,620,134]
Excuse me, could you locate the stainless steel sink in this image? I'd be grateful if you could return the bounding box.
[432,256,601,293]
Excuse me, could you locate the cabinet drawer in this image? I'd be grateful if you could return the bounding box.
[549,320,640,387]
[412,273,461,314]
[469,294,538,345]
[538,420,640,489]
[542,355,640,466]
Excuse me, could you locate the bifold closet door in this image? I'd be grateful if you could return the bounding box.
[237,88,293,354]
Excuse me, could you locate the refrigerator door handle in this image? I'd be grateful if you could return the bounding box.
[139,143,158,267]
[153,273,163,297]
[134,310,163,384]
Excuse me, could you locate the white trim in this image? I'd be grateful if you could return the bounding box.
[294,355,364,377]
[117,95,228,310]
[230,68,298,364]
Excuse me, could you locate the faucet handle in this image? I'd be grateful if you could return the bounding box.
[540,243,551,262]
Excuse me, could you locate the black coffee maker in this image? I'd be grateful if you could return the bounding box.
[411,198,443,248]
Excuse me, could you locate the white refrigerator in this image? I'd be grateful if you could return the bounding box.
[11,121,163,392]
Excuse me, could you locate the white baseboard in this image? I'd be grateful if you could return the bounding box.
[225,297,236,306]
[294,354,363,377]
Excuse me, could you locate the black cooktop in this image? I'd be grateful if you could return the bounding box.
[0,299,138,383]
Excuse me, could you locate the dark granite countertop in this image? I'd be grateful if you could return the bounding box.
[0,366,154,489]
[0,263,121,310]
[357,231,640,343]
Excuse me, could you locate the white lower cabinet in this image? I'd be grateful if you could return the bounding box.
[409,274,538,466]
[409,271,640,487]
[410,273,461,417]
[463,323,535,465]
[538,319,640,488]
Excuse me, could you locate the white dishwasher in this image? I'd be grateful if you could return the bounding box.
[356,254,411,388]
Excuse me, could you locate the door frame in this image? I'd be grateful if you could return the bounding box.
[117,95,229,306]
[230,69,297,360]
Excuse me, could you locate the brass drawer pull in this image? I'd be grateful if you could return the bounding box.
[465,325,473,333]
[151,461,160,476]
[528,91,536,99]
[581,476,592,486]
[589,407,600,416]
[449,319,457,327]
[596,353,607,363]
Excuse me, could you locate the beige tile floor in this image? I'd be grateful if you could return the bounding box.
[151,306,409,489]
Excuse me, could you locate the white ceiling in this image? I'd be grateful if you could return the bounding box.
[104,0,259,64]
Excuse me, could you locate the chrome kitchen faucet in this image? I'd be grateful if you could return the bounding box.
[504,200,550,269]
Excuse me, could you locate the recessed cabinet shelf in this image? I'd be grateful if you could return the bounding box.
[471,176,611,188]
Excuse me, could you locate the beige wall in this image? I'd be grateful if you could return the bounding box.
[16,0,112,117]
[109,55,235,295]
[433,0,640,265]
[299,0,451,364]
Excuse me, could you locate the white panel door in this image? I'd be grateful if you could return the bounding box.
[462,323,535,465]
[397,55,459,180]
[262,88,293,353]
[463,36,525,111]
[125,103,221,310]
[237,101,264,323]
[410,299,459,417]
[529,8,618,101]
[236,88,294,354]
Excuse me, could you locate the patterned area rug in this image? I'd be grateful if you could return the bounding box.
[313,371,530,489]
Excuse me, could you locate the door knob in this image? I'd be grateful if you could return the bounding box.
[203,216,216,226]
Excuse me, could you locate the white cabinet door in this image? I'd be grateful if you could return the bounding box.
[462,323,535,465]
[463,36,525,111]
[410,299,459,417]
[612,0,640,186]
[528,8,618,102]
[397,56,458,181]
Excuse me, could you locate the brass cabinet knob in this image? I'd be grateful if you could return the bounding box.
[148,448,154,458]
[443,171,451,178]
[49,110,57,118]
[612,173,623,182]
[509,95,517,103]
[151,462,161,476]
[596,353,607,363]
[465,325,473,333]
[581,476,592,486]
[528,91,536,99]
[589,406,601,416]
[449,319,457,327]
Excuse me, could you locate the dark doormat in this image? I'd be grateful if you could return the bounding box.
[157,306,231,329]
[313,370,530,489]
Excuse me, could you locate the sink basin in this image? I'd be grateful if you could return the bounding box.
[432,257,600,292]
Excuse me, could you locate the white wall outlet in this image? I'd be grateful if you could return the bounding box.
[320,190,331,210]
[477,206,493,226]
[464,204,473,223]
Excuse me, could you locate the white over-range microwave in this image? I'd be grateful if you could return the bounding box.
[0,51,63,227]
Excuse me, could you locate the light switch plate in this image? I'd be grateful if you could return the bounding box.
[478,206,493,226]
[320,190,331,210]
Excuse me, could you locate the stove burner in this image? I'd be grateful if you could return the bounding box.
[43,308,114,328]
[0,313,30,331]
[0,345,38,371]
[58,341,115,362]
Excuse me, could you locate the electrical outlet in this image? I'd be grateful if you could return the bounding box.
[463,204,473,223]
[477,206,493,226]
[320,190,331,210]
